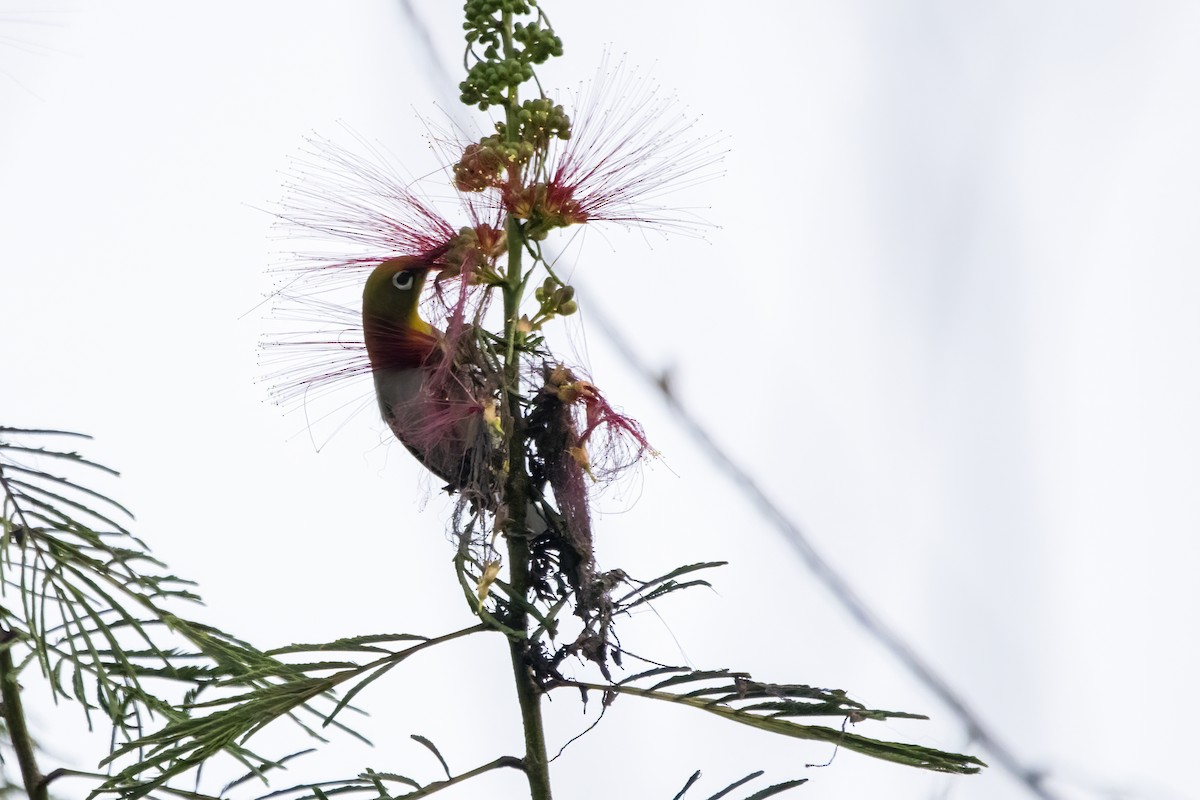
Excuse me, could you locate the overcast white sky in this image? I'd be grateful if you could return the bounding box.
[4,2,1199,799]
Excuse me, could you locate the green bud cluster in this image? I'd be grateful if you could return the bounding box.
[514,98,570,148]
[453,97,568,191]
[460,0,562,111]
[464,0,531,19]
[483,132,535,165]
[512,20,563,64]
[529,276,577,329]
[461,59,535,110]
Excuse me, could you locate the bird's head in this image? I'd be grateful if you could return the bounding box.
[362,256,439,371]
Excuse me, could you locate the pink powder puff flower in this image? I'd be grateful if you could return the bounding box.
[507,60,726,239]
[263,136,504,422]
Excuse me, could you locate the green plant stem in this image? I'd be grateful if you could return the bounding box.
[0,631,47,800]
[496,9,552,798]
[500,153,554,800]
[504,618,552,800]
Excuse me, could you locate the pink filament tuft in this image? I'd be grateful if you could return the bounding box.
[539,59,726,236]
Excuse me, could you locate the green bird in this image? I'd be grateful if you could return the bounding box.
[363,254,609,635]
[361,256,492,490]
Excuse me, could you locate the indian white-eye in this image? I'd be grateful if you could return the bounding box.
[361,256,485,488]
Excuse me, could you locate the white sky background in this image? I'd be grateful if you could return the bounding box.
[3,2,1198,799]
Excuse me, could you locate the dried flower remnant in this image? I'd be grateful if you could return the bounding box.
[529,368,651,564]
[526,365,614,676]
[540,364,651,484]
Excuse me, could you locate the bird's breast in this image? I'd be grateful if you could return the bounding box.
[372,367,428,424]
[372,365,482,488]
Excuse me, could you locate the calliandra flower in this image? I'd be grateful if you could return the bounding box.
[265,136,504,402]
[507,60,727,239]
[275,135,464,294]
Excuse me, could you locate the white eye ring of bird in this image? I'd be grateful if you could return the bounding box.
[391,271,416,291]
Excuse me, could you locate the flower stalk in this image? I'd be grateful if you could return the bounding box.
[0,629,47,800]
[501,192,554,800]
[494,7,553,799]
